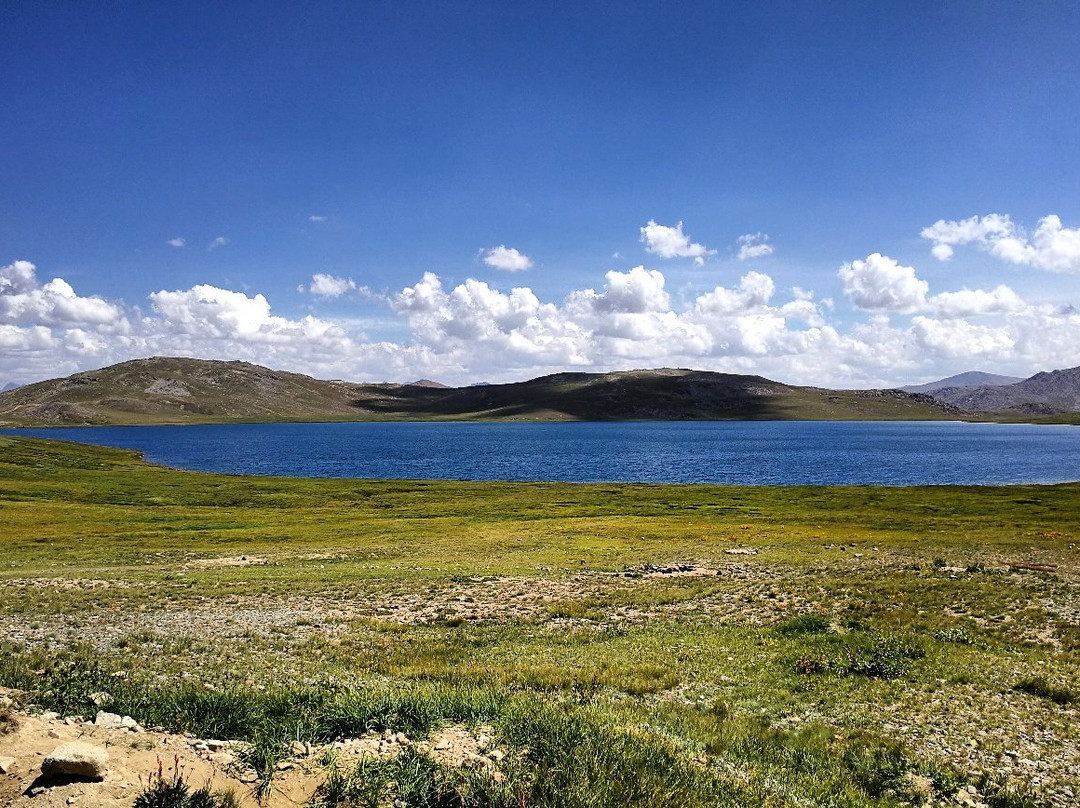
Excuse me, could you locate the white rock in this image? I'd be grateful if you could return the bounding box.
[41,742,109,779]
[0,757,16,774]
[94,711,123,729]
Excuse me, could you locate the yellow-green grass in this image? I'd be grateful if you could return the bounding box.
[1,436,1077,807]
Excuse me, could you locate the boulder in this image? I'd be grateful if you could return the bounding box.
[41,742,109,779]
[0,756,16,774]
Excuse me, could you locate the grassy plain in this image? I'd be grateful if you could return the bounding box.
[0,435,1077,807]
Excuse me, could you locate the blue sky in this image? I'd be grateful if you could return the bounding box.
[3,1,1080,386]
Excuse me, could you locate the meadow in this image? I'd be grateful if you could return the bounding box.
[0,435,1077,807]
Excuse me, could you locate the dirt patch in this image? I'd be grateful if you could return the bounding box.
[0,711,506,808]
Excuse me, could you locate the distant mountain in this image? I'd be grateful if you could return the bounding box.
[407,379,450,388]
[1,382,19,392]
[0,357,963,426]
[901,371,1024,394]
[930,366,1080,414]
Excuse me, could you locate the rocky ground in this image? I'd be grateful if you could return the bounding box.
[0,692,505,808]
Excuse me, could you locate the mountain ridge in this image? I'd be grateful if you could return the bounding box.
[929,366,1080,415]
[0,356,962,425]
[901,371,1024,394]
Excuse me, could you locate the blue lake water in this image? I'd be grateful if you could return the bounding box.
[3,420,1080,485]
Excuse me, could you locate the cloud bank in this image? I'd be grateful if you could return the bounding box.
[2,213,1078,388]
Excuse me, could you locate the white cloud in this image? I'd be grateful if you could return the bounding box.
[922,213,1080,273]
[581,266,671,313]
[694,272,775,315]
[932,285,1027,318]
[737,233,774,261]
[208,237,229,251]
[167,238,186,248]
[307,273,357,298]
[640,220,715,266]
[911,316,1016,359]
[838,253,929,313]
[309,215,328,223]
[0,260,126,327]
[920,214,1013,261]
[5,237,1080,390]
[482,245,533,272]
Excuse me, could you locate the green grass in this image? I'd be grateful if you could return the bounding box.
[0,435,1076,807]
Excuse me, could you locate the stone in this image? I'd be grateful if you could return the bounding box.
[41,742,109,779]
[0,757,16,775]
[94,711,124,729]
[205,739,227,752]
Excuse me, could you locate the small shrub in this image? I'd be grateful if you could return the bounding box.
[794,656,826,676]
[934,626,976,645]
[237,732,289,801]
[845,634,925,680]
[1013,676,1076,706]
[134,758,235,808]
[706,698,731,720]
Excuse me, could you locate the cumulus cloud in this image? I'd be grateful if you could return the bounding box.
[736,233,774,261]
[208,237,229,251]
[694,271,775,315]
[482,245,533,272]
[0,260,125,327]
[920,214,1013,261]
[309,215,328,222]
[922,213,1080,272]
[167,237,186,248]
[579,266,671,313]
[838,253,929,313]
[307,273,357,298]
[639,220,715,266]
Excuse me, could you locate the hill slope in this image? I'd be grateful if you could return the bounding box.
[0,357,961,425]
[901,371,1023,394]
[931,365,1080,414]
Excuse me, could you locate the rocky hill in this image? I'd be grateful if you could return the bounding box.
[0,357,961,426]
[930,366,1080,415]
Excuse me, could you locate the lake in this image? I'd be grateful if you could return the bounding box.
[4,420,1080,485]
